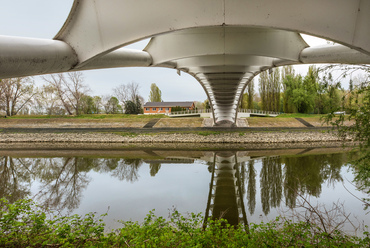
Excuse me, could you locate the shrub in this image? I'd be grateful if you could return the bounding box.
[0,198,368,247]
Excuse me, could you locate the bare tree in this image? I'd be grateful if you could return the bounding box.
[34,85,61,115]
[42,74,72,115]
[102,95,112,114]
[0,77,36,116]
[112,81,143,112]
[63,72,89,115]
[127,81,141,102]
[42,72,90,115]
[113,84,129,106]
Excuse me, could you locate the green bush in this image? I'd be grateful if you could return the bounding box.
[1,198,369,247]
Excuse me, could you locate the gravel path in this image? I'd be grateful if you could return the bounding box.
[0,131,351,144]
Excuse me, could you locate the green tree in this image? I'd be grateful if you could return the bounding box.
[92,96,102,114]
[105,96,122,114]
[282,66,318,114]
[247,79,255,109]
[148,83,162,102]
[259,69,280,112]
[239,92,248,109]
[269,68,281,112]
[125,100,136,114]
[202,99,211,110]
[282,74,302,113]
[135,96,143,114]
[171,106,186,112]
[291,84,312,113]
[319,72,341,114]
[323,64,370,208]
[80,95,94,114]
[301,65,319,113]
[259,71,268,111]
[281,66,296,113]
[124,96,142,114]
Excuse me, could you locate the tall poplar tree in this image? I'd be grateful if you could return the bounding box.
[259,69,280,112]
[268,68,281,112]
[259,71,268,111]
[247,79,255,109]
[148,83,162,102]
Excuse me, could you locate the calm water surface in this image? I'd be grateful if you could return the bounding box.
[0,147,368,233]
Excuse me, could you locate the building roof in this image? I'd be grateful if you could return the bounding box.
[144,101,194,108]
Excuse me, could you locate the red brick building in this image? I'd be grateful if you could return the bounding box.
[143,101,195,115]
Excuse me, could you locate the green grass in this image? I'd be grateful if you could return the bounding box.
[110,132,139,137]
[197,131,222,136]
[6,113,324,120]
[7,114,168,119]
[1,198,368,247]
[277,113,324,118]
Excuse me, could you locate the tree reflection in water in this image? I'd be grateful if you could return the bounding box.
[246,160,256,215]
[283,153,346,210]
[0,150,351,223]
[33,157,93,212]
[260,156,283,215]
[0,156,33,203]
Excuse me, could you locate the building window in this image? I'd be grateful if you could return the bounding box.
[153,108,156,111]
[165,108,170,111]
[159,108,163,111]
[145,108,149,111]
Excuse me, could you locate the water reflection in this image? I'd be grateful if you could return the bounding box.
[0,149,355,226]
[283,154,344,209]
[204,152,248,227]
[0,156,32,203]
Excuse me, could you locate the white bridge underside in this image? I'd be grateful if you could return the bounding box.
[1,0,370,125]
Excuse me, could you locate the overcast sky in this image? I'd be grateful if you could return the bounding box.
[0,1,329,102]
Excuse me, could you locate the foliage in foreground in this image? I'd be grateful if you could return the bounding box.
[323,65,370,209]
[1,198,369,247]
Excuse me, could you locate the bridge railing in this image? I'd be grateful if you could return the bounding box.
[237,108,281,116]
[170,108,280,116]
[169,109,212,116]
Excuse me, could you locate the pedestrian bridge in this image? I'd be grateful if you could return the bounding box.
[169,109,279,118]
[1,0,370,126]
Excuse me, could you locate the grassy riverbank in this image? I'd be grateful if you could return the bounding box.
[0,114,355,146]
[1,198,368,247]
[1,114,168,119]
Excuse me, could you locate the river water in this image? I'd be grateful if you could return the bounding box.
[0,146,368,234]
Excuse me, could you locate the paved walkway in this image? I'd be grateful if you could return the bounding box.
[142,119,160,128]
[295,118,315,127]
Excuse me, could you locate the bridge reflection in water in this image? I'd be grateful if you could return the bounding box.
[0,147,361,230]
[204,152,248,228]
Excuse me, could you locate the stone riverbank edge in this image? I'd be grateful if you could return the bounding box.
[0,131,355,145]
